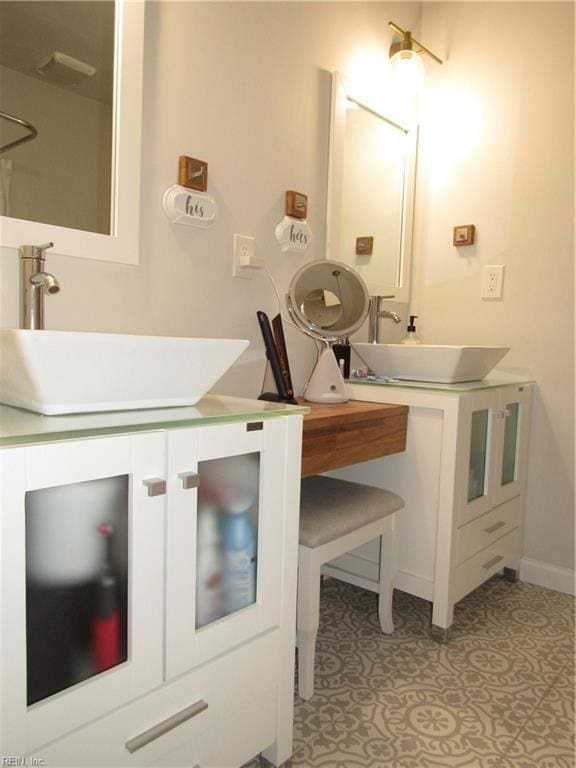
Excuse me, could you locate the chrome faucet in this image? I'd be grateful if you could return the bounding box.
[20,242,60,329]
[368,295,401,343]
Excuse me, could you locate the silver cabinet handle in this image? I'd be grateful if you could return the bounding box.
[484,521,506,535]
[142,477,166,497]
[178,471,200,490]
[494,409,511,419]
[125,699,208,753]
[482,554,504,571]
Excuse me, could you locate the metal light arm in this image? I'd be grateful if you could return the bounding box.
[389,21,443,65]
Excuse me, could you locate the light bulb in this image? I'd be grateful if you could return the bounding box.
[390,49,425,95]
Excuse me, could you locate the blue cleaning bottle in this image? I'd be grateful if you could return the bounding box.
[221,505,257,615]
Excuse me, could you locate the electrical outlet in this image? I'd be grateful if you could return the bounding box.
[233,234,256,279]
[481,265,505,299]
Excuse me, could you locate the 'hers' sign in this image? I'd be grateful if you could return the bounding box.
[275,215,313,253]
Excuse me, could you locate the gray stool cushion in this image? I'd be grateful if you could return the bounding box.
[299,476,404,548]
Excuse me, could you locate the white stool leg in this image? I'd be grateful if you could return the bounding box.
[297,545,322,700]
[377,513,398,635]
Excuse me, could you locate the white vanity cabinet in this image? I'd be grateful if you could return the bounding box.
[0,399,304,767]
[325,379,533,640]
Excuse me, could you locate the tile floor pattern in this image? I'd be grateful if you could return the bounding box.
[248,576,575,768]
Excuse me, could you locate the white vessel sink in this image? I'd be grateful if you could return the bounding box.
[0,329,249,415]
[353,344,510,384]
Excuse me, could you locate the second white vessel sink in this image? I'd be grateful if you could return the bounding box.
[0,329,249,415]
[353,344,510,384]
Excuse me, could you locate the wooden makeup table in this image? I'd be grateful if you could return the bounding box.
[299,398,408,477]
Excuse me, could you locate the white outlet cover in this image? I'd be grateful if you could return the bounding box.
[481,264,505,299]
[233,234,257,279]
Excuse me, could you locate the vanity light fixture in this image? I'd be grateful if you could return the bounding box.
[388,21,443,91]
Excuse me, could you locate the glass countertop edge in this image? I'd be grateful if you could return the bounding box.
[0,395,310,447]
[346,375,535,393]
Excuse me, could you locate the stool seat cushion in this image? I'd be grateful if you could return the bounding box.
[299,476,404,548]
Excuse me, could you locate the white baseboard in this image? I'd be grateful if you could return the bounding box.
[520,557,575,596]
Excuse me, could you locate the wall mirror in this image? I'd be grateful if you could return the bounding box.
[326,71,416,301]
[0,0,144,264]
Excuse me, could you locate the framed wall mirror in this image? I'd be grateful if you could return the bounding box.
[325,71,416,301]
[0,0,144,265]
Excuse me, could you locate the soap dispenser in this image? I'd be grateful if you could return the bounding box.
[401,315,421,345]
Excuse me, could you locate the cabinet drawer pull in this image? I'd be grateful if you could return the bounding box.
[142,477,166,497]
[246,421,263,431]
[178,471,200,489]
[484,520,506,535]
[482,554,504,571]
[125,699,208,753]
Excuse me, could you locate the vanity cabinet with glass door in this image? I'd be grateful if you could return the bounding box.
[447,384,532,636]
[0,399,304,767]
[324,379,533,641]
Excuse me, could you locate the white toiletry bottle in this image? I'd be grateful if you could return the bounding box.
[196,503,224,628]
[401,315,421,345]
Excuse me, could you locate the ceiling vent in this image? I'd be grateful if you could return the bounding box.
[35,52,96,85]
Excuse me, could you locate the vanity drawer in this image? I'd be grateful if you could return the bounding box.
[33,631,281,767]
[456,497,521,565]
[160,684,277,767]
[452,527,521,604]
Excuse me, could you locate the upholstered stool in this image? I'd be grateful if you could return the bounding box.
[297,475,404,700]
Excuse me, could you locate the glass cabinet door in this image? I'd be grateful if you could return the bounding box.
[1,433,165,755]
[166,420,286,680]
[26,476,129,706]
[467,409,489,503]
[501,402,519,486]
[494,386,532,507]
[196,453,260,630]
[457,390,499,524]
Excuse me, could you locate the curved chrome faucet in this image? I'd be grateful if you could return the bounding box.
[368,295,402,343]
[20,242,60,329]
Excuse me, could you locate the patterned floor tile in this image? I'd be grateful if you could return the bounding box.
[450,579,575,656]
[289,577,575,768]
[290,717,407,767]
[340,689,528,766]
[320,580,432,644]
[293,686,352,753]
[499,670,576,767]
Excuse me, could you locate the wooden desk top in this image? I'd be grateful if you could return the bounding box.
[299,398,408,477]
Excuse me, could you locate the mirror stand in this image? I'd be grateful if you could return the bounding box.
[304,343,348,403]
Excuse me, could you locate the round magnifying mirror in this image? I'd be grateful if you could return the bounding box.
[287,260,370,403]
[288,260,369,340]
